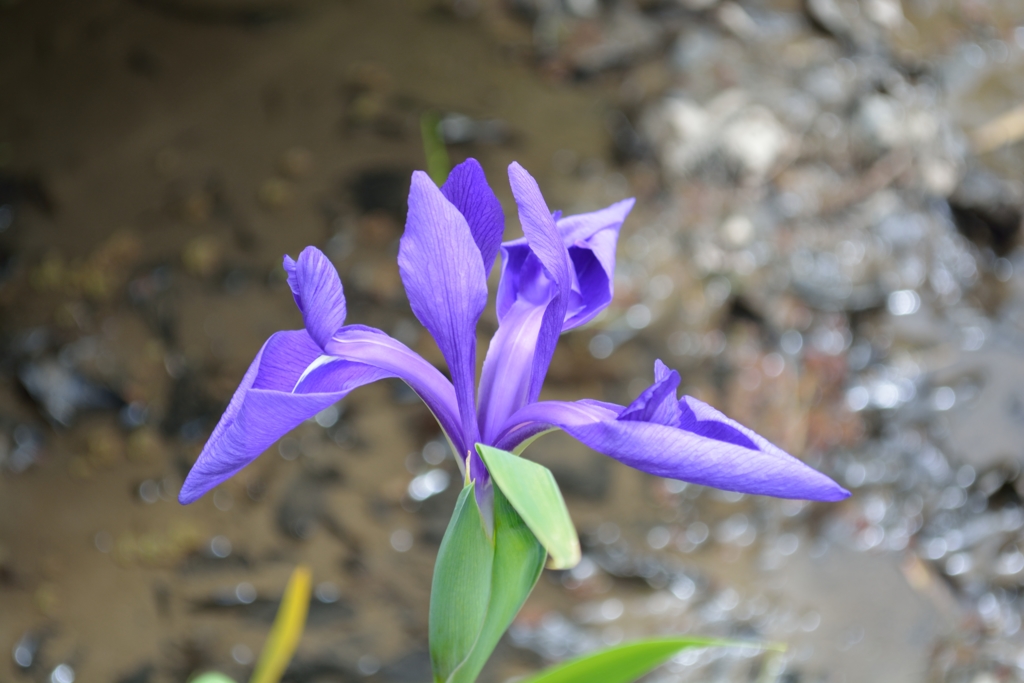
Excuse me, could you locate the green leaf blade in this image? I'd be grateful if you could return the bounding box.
[420,111,451,185]
[429,484,494,683]
[520,637,740,683]
[449,486,546,683]
[249,565,311,683]
[477,444,581,570]
[191,675,238,683]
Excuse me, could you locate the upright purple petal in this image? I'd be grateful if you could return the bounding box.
[557,198,633,330]
[495,396,849,502]
[441,158,505,276]
[618,360,682,426]
[282,247,347,350]
[507,163,572,312]
[495,198,633,331]
[400,171,487,448]
[325,325,466,457]
[476,297,550,441]
[557,198,635,246]
[494,240,530,321]
[476,164,573,441]
[179,330,390,504]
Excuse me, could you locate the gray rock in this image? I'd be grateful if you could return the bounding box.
[934,349,1024,471]
[764,545,954,683]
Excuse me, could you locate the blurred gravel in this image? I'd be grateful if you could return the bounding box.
[498,1,1024,681]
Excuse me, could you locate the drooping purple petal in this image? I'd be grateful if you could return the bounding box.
[476,164,573,441]
[575,415,847,500]
[495,396,850,502]
[179,330,390,504]
[325,324,466,457]
[277,243,465,454]
[441,158,505,276]
[282,247,347,350]
[676,395,759,451]
[493,398,620,452]
[399,171,487,448]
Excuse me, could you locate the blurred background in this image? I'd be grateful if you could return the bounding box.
[2,0,1024,682]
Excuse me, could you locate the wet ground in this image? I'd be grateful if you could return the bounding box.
[2,1,1024,682]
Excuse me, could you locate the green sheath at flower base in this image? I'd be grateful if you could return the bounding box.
[448,486,545,683]
[477,444,580,570]
[429,483,546,683]
[429,484,494,683]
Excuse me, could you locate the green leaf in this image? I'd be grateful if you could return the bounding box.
[519,637,748,683]
[421,111,451,185]
[250,565,312,683]
[429,484,494,683]
[191,675,238,683]
[448,486,546,683]
[477,444,581,570]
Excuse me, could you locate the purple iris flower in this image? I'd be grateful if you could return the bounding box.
[178,159,848,507]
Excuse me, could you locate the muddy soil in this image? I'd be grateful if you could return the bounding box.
[0,3,647,682]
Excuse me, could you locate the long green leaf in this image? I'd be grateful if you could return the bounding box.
[191,675,237,683]
[449,486,546,683]
[520,637,745,683]
[429,484,494,683]
[477,445,581,570]
[420,111,450,185]
[249,565,311,683]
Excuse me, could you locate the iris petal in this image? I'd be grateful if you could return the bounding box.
[477,164,573,440]
[477,297,550,441]
[185,163,844,513]
[505,163,571,329]
[495,198,633,330]
[494,398,620,452]
[557,198,634,329]
[481,188,633,440]
[495,397,849,502]
[441,158,505,277]
[282,247,347,350]
[400,171,487,447]
[618,360,682,426]
[325,325,465,456]
[677,395,759,451]
[178,330,390,504]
